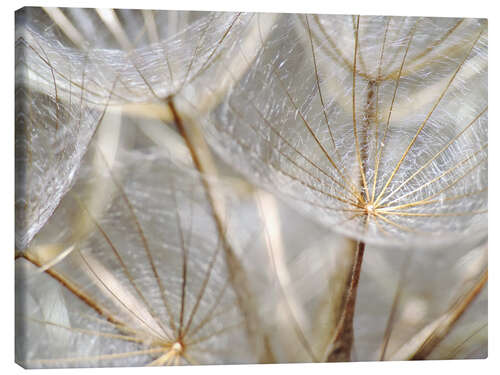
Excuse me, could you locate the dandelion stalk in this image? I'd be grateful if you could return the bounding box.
[326,240,365,361]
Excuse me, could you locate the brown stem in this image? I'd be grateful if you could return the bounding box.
[326,240,365,362]
[361,80,376,189]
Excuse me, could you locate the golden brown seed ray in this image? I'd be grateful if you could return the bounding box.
[126,50,162,100]
[271,162,363,208]
[419,157,487,202]
[277,189,366,214]
[308,206,366,215]
[186,321,246,347]
[304,14,337,151]
[375,213,418,233]
[304,15,361,198]
[176,13,215,94]
[95,10,161,99]
[94,148,178,337]
[22,55,120,106]
[78,311,147,339]
[371,19,419,202]
[392,30,483,84]
[351,15,368,75]
[168,181,190,338]
[273,198,367,229]
[186,297,239,340]
[379,107,487,205]
[381,19,465,80]
[384,147,487,207]
[28,347,166,365]
[75,248,167,341]
[350,15,369,201]
[374,26,485,206]
[372,214,390,237]
[182,230,225,337]
[23,32,134,104]
[378,188,487,211]
[18,253,124,328]
[197,13,242,75]
[309,15,372,80]
[26,317,147,344]
[166,184,193,337]
[379,210,487,217]
[113,14,165,102]
[174,12,251,100]
[379,19,419,81]
[306,16,350,69]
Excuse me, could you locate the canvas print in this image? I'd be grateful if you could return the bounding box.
[15,7,487,368]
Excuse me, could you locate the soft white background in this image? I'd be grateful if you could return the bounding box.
[1,0,496,373]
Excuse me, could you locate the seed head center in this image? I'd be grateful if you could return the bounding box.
[365,203,376,215]
[172,342,183,354]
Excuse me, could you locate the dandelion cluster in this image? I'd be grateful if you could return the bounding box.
[15,8,487,367]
